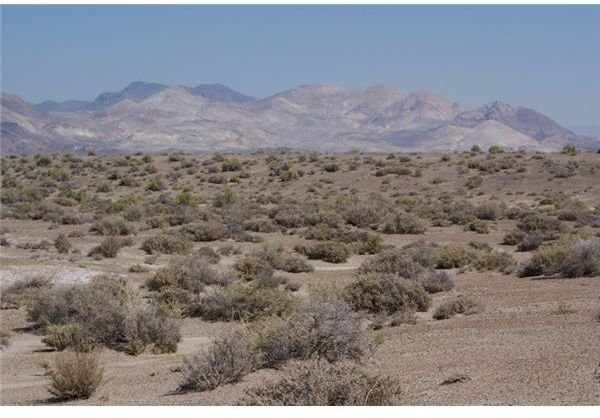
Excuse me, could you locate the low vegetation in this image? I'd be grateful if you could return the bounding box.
[45,350,104,401]
[240,360,401,406]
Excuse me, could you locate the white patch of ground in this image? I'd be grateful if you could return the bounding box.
[313,264,359,271]
[0,265,125,286]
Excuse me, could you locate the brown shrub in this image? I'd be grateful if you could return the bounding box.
[239,360,401,405]
[141,234,191,255]
[190,284,292,321]
[344,273,431,314]
[295,241,351,263]
[433,297,482,320]
[178,331,257,393]
[255,295,372,367]
[46,350,103,401]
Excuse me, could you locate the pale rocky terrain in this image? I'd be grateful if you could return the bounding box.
[2,82,598,154]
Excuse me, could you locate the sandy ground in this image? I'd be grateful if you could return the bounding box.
[1,152,600,405]
[2,259,599,405]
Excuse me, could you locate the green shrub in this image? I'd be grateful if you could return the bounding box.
[46,351,103,401]
[344,273,431,314]
[433,297,482,320]
[239,360,401,406]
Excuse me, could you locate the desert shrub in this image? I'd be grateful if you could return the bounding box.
[436,244,473,269]
[239,360,401,406]
[400,241,440,269]
[242,245,314,275]
[129,263,150,273]
[195,246,221,264]
[465,220,489,234]
[304,225,382,254]
[255,273,288,289]
[344,273,431,314]
[521,238,600,278]
[433,297,482,320]
[54,233,71,254]
[517,214,563,235]
[381,211,426,234]
[213,187,236,207]
[419,270,454,293]
[295,241,351,264]
[561,144,578,155]
[90,217,133,236]
[141,234,191,255]
[1,330,12,349]
[475,201,505,220]
[473,250,515,274]
[178,331,257,392]
[191,284,292,321]
[389,311,417,326]
[28,276,181,353]
[179,220,228,242]
[123,303,182,355]
[275,254,314,273]
[271,206,305,228]
[234,255,274,282]
[221,158,242,172]
[520,244,566,277]
[46,350,103,401]
[502,229,527,246]
[146,176,166,191]
[244,219,279,233]
[255,295,371,367]
[147,256,228,294]
[465,175,483,189]
[358,247,425,278]
[341,202,386,228]
[42,324,80,351]
[88,236,124,258]
[517,233,544,251]
[1,275,53,309]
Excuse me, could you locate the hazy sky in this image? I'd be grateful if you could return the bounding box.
[2,5,599,126]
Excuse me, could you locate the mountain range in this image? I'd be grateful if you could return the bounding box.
[1,82,598,154]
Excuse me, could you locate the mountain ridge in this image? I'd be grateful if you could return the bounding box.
[3,82,598,154]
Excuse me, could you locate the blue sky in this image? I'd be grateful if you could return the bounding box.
[1,5,599,126]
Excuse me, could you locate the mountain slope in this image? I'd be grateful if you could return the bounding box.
[2,84,598,154]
